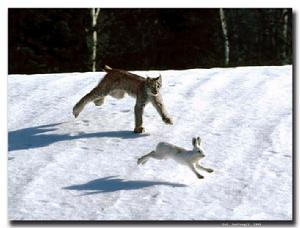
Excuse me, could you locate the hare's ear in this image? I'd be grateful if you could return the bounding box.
[192,137,197,147]
[197,137,201,145]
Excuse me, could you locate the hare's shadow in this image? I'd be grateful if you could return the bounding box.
[8,122,149,152]
[63,176,186,195]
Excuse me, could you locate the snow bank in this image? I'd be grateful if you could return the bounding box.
[8,66,292,220]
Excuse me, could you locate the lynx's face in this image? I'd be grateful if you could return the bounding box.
[146,75,162,96]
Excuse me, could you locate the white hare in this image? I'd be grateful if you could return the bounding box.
[137,137,213,179]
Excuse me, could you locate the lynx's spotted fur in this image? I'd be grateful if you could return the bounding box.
[73,65,173,133]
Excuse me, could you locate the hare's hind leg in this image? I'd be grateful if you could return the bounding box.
[137,151,156,165]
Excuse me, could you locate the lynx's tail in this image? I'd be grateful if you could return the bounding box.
[103,65,113,72]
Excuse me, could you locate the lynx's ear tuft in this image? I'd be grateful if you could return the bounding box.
[156,74,162,83]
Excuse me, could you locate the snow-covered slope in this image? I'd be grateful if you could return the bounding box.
[8,66,293,220]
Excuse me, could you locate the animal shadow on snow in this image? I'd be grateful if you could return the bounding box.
[63,176,186,195]
[8,123,149,152]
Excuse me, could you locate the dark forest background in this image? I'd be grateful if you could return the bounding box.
[8,8,292,74]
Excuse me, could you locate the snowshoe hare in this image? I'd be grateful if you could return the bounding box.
[137,137,213,179]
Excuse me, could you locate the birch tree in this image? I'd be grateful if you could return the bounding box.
[219,8,230,66]
[91,8,100,72]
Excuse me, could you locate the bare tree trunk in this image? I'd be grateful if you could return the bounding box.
[91,8,100,72]
[282,8,289,64]
[219,8,230,66]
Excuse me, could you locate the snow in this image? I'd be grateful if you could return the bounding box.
[8,66,293,220]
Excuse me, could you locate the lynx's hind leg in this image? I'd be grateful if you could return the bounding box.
[73,90,98,118]
[94,97,105,106]
[73,78,111,118]
[94,88,124,107]
[109,89,125,99]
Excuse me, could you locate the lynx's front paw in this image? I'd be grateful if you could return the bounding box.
[163,116,173,125]
[134,127,145,134]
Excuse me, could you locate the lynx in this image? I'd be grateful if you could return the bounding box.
[137,137,214,179]
[73,65,173,133]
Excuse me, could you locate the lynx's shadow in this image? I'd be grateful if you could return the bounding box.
[8,123,149,152]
